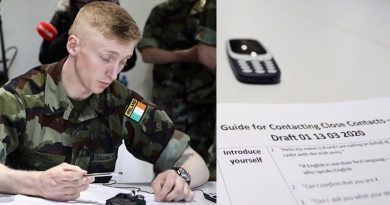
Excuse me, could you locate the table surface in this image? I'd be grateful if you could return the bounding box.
[217,0,390,104]
[0,182,216,204]
[217,1,390,204]
[119,182,217,204]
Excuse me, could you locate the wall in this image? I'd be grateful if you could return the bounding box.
[1,0,164,182]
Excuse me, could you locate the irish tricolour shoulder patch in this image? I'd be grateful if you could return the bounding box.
[125,99,147,123]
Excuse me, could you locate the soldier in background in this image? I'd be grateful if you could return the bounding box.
[197,0,216,70]
[137,0,216,176]
[0,2,208,202]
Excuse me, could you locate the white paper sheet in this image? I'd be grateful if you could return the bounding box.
[217,98,390,205]
[0,184,155,205]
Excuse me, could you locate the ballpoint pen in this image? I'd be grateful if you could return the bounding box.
[85,171,123,177]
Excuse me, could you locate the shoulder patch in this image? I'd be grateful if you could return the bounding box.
[124,99,147,123]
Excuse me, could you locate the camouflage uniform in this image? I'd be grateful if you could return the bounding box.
[137,0,216,165]
[0,58,189,183]
[196,0,216,46]
[195,0,216,181]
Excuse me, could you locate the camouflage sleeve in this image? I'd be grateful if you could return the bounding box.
[137,7,164,51]
[122,97,189,171]
[0,88,25,164]
[153,129,190,171]
[196,0,216,46]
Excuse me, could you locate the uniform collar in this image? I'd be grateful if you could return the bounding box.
[43,58,102,122]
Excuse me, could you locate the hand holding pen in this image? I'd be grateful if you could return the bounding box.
[35,163,95,201]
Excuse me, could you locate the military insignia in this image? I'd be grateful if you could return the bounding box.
[125,99,147,123]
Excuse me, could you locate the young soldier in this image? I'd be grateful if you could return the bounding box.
[39,0,137,73]
[0,1,208,202]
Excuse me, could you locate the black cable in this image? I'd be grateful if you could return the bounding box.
[102,180,155,194]
[193,188,205,194]
[0,13,6,75]
[194,188,217,203]
[5,46,17,70]
[103,180,211,196]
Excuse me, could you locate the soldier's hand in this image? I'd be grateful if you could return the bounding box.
[151,169,194,202]
[35,163,95,201]
[181,45,200,64]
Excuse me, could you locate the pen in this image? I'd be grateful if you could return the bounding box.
[85,171,123,177]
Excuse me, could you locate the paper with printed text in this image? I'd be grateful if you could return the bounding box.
[218,98,390,205]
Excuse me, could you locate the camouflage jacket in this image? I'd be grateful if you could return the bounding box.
[196,0,216,46]
[138,0,201,51]
[0,59,189,182]
[137,0,215,103]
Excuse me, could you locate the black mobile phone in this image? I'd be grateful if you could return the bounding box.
[226,38,281,84]
[105,193,145,205]
[203,192,217,203]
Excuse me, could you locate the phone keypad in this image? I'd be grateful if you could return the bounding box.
[237,60,252,73]
[265,60,277,73]
[236,59,277,75]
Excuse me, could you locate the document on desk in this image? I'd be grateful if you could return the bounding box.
[1,184,156,205]
[217,98,390,205]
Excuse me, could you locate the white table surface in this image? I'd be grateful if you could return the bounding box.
[217,0,390,104]
[0,182,216,205]
[217,1,390,204]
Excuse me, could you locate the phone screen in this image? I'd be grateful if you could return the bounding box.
[229,39,267,55]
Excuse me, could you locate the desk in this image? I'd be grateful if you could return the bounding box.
[218,0,390,104]
[0,182,216,204]
[115,182,216,205]
[217,0,390,204]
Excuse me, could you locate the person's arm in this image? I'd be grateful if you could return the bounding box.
[195,0,216,70]
[198,43,216,70]
[140,45,200,65]
[173,146,209,187]
[0,163,94,201]
[121,94,208,202]
[151,146,209,202]
[0,86,94,201]
[138,6,200,66]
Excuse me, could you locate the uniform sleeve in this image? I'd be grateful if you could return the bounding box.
[122,97,189,172]
[196,0,216,46]
[153,129,190,171]
[137,7,164,51]
[0,87,26,164]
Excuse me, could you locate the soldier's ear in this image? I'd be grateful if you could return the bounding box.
[67,35,79,56]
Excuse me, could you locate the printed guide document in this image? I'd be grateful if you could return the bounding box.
[217,98,390,205]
